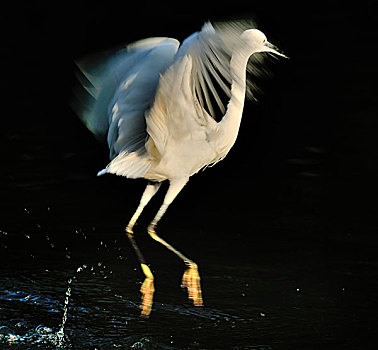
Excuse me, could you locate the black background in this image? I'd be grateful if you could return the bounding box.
[2,1,377,236]
[1,1,377,348]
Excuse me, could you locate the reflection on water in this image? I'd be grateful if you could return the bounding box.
[0,129,377,348]
[0,211,376,350]
[0,253,274,349]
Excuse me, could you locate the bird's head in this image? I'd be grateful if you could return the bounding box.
[240,29,288,58]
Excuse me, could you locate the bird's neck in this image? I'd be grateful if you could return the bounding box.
[217,51,249,150]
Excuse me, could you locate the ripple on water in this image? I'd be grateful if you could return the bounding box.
[0,322,71,349]
[0,257,276,349]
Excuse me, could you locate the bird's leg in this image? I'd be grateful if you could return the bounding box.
[126,182,161,234]
[147,178,203,307]
[126,182,161,317]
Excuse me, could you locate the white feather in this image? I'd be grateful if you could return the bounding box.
[73,20,285,180]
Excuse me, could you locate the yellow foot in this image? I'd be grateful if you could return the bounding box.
[140,264,154,317]
[181,261,203,306]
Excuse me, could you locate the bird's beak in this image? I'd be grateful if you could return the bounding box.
[264,41,289,59]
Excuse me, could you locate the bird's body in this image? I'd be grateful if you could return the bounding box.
[74,20,286,316]
[116,54,223,182]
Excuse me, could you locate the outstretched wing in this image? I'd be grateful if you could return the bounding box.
[73,37,180,159]
[176,21,259,117]
[145,21,256,156]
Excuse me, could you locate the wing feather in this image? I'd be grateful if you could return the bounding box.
[145,20,257,157]
[73,37,180,160]
[73,20,268,179]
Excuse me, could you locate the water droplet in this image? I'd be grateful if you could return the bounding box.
[36,325,53,334]
[7,334,18,342]
[56,330,64,339]
[57,281,73,344]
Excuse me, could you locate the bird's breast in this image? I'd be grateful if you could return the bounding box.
[145,130,219,180]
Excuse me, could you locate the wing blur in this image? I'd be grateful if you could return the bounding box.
[145,21,257,157]
[73,37,179,160]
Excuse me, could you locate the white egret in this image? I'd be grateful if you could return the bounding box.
[74,20,286,316]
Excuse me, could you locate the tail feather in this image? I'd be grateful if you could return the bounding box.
[97,150,151,179]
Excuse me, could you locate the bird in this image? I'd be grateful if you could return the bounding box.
[73,20,286,317]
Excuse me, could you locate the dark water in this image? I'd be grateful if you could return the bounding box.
[1,2,378,349]
[1,129,377,348]
[1,224,375,350]
[1,158,377,349]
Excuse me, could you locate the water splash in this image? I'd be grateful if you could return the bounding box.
[0,323,71,348]
[56,263,90,345]
[0,261,117,348]
[56,278,72,346]
[0,226,125,348]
